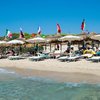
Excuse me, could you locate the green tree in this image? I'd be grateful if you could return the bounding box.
[24,33,31,39]
[12,33,19,39]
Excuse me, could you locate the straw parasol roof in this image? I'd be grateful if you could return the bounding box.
[7,40,25,45]
[0,41,7,44]
[26,36,46,43]
[59,35,83,42]
[46,34,62,43]
[90,34,100,41]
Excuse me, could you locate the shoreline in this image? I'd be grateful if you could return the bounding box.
[0,59,100,83]
[4,67,100,84]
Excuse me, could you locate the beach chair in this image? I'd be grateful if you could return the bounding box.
[39,53,50,59]
[29,56,44,61]
[88,56,100,62]
[66,55,81,62]
[58,56,69,62]
[8,56,26,60]
[81,54,93,58]
[58,54,81,62]
[0,53,8,59]
[29,52,51,61]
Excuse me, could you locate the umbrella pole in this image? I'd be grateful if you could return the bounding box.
[45,43,46,51]
[69,41,71,57]
[50,43,51,52]
[33,43,35,56]
[38,43,39,53]
[92,40,94,49]
[60,41,62,53]
[19,44,22,55]
[98,41,100,47]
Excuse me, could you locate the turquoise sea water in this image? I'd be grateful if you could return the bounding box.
[0,68,100,100]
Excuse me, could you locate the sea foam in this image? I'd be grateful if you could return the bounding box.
[0,68,15,74]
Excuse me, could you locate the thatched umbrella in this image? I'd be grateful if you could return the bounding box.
[0,41,7,55]
[59,35,83,55]
[7,40,25,55]
[59,35,82,41]
[26,36,46,53]
[0,41,7,44]
[26,37,46,43]
[46,34,62,52]
[7,40,25,45]
[90,34,100,47]
[90,34,100,41]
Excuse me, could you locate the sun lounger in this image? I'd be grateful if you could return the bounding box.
[39,53,50,59]
[29,56,44,61]
[58,56,69,62]
[58,55,81,62]
[8,56,26,60]
[81,54,93,58]
[0,54,7,59]
[66,56,81,62]
[88,56,100,62]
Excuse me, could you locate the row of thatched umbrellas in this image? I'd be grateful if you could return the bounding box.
[0,35,82,45]
[0,34,100,56]
[0,34,100,48]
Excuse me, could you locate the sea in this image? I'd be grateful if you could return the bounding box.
[0,68,100,100]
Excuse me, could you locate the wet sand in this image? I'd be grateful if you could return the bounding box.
[0,59,100,83]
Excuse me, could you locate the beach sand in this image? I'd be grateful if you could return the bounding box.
[0,58,100,83]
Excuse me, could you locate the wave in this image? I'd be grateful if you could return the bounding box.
[20,76,100,87]
[21,76,56,83]
[0,68,15,74]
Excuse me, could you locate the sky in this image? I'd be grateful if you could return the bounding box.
[0,0,100,36]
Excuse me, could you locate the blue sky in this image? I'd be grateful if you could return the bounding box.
[0,0,100,36]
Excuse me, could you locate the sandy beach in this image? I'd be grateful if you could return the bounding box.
[0,58,100,83]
